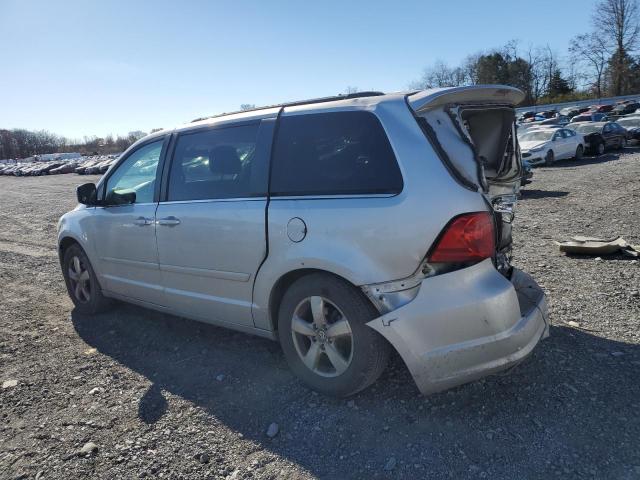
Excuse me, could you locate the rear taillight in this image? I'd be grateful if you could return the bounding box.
[428,212,496,263]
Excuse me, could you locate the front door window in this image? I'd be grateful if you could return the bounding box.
[105,140,163,204]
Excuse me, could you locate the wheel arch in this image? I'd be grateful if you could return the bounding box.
[267,268,373,333]
[58,234,107,293]
[58,235,82,265]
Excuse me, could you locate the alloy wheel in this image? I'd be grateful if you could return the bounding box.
[291,296,353,377]
[68,255,91,303]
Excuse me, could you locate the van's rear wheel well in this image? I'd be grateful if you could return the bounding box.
[269,269,371,332]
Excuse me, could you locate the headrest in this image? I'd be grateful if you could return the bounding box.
[209,145,241,175]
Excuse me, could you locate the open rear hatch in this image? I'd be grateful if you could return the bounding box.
[408,85,526,272]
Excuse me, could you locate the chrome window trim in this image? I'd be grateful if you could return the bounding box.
[159,197,267,205]
[95,202,157,209]
[270,194,397,201]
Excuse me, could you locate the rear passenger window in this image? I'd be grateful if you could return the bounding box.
[270,111,403,196]
[167,123,262,201]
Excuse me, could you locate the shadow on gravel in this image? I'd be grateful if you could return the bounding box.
[549,152,620,168]
[520,189,569,199]
[72,305,640,478]
[563,252,638,262]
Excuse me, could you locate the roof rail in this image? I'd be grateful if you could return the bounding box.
[191,91,385,123]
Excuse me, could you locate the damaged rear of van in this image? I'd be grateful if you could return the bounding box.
[365,85,549,394]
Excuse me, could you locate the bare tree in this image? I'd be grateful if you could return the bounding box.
[411,60,469,89]
[593,0,640,94]
[461,53,481,85]
[524,45,546,104]
[569,33,610,98]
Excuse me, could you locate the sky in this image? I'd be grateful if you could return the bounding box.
[0,0,599,139]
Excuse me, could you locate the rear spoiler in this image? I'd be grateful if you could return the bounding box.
[408,85,525,113]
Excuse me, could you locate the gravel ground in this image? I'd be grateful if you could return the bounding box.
[1,149,639,480]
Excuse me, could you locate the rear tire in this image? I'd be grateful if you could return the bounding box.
[574,145,584,160]
[545,150,555,165]
[277,273,390,397]
[62,244,112,314]
[596,141,605,155]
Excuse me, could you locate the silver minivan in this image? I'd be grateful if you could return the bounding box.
[58,86,549,397]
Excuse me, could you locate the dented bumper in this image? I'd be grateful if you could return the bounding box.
[366,259,549,395]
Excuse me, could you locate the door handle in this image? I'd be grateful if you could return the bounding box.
[133,216,153,226]
[157,216,181,226]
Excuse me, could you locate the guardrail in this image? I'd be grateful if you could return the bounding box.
[515,93,640,115]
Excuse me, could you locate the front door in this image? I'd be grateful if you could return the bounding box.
[92,139,165,305]
[155,121,272,327]
[552,130,568,159]
[602,124,616,148]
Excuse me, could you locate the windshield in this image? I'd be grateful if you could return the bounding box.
[519,130,554,142]
[572,123,602,134]
[617,117,640,128]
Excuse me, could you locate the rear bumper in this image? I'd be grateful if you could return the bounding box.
[367,259,549,395]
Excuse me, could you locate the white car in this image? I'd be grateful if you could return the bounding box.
[518,127,585,166]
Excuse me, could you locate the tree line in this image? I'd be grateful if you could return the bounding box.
[0,129,161,161]
[412,0,640,106]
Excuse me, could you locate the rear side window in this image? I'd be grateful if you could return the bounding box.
[167,123,261,201]
[270,111,403,196]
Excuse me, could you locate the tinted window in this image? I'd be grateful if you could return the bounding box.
[105,140,163,204]
[270,111,403,196]
[167,123,261,201]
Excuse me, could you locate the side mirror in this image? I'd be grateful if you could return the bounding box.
[76,183,97,205]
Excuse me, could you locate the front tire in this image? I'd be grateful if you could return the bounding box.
[545,150,555,165]
[62,244,112,314]
[277,273,390,397]
[574,145,584,160]
[596,141,605,155]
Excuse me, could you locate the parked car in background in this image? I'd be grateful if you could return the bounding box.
[538,110,558,119]
[559,106,581,118]
[518,111,536,122]
[518,127,585,165]
[589,104,614,113]
[540,115,569,126]
[615,116,640,144]
[612,102,640,116]
[57,86,549,397]
[569,121,627,155]
[50,162,80,175]
[519,114,545,124]
[570,113,608,123]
